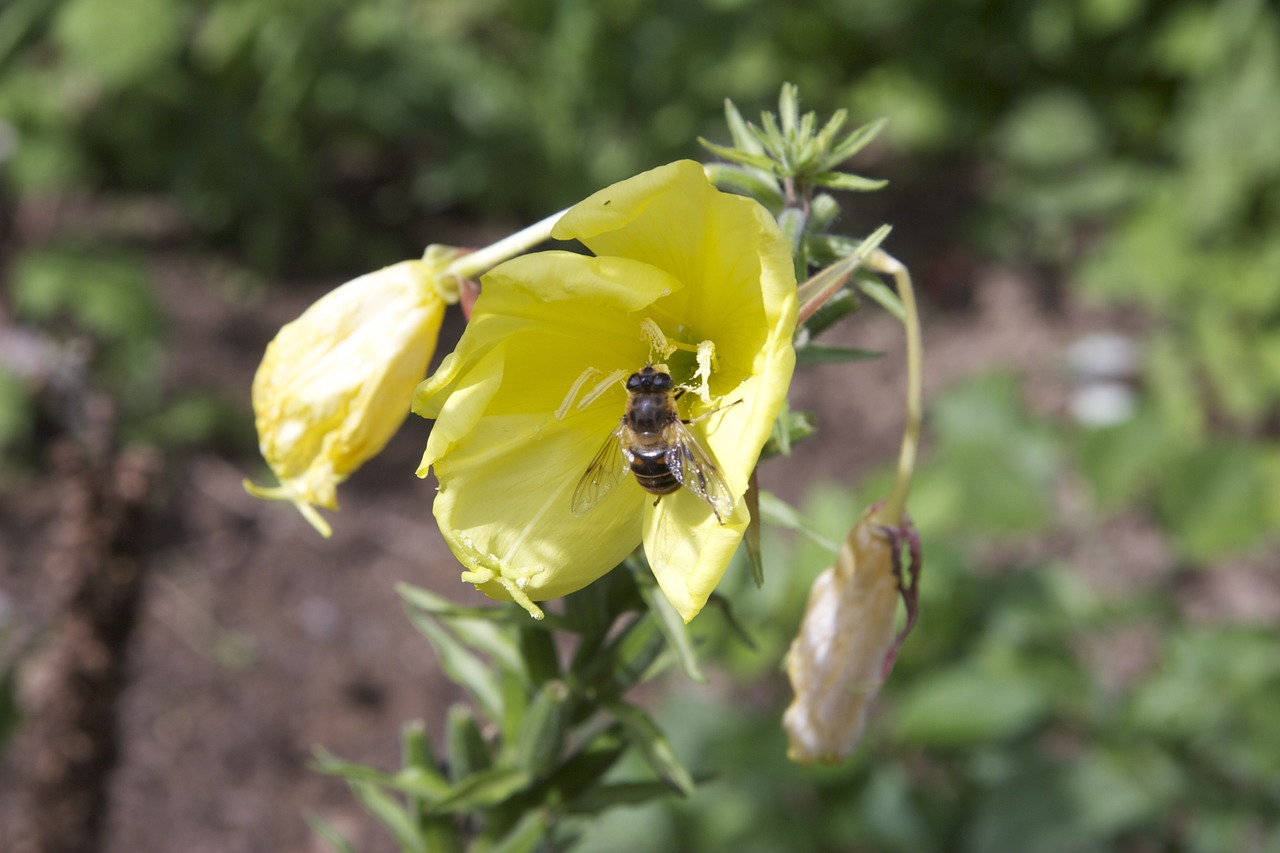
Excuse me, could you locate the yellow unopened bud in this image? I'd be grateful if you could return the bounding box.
[784,508,917,764]
[245,259,447,536]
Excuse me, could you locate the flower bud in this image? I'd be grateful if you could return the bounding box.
[245,259,447,536]
[783,509,914,764]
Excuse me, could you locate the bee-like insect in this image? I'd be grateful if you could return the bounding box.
[571,366,735,524]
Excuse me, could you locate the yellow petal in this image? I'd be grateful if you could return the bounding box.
[248,259,445,535]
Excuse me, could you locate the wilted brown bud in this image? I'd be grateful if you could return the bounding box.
[783,508,919,764]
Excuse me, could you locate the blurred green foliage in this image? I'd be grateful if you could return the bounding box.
[579,377,1280,853]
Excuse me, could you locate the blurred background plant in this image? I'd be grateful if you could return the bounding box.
[2,0,1278,850]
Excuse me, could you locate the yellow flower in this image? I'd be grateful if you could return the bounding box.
[413,160,797,621]
[246,257,450,537]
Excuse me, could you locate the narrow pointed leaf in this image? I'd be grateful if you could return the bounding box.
[724,98,765,155]
[313,749,452,800]
[567,781,682,814]
[350,780,425,853]
[798,287,861,340]
[744,468,764,588]
[814,110,849,153]
[703,593,759,652]
[514,679,573,779]
[405,610,503,722]
[758,490,840,553]
[825,117,888,166]
[696,138,777,172]
[606,701,696,796]
[431,767,532,814]
[398,583,570,631]
[811,171,889,192]
[399,584,524,675]
[476,810,550,853]
[796,343,885,365]
[703,164,785,211]
[796,224,892,323]
[307,814,357,853]
[778,82,800,134]
[856,274,906,322]
[446,705,493,782]
[636,574,706,682]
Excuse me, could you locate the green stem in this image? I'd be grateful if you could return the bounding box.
[868,249,922,527]
[444,208,568,282]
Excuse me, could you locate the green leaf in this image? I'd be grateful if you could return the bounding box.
[824,117,888,167]
[567,781,681,814]
[696,138,777,172]
[306,814,356,853]
[475,809,550,853]
[605,701,695,796]
[757,491,839,553]
[703,164,784,210]
[635,574,706,683]
[513,679,573,780]
[398,583,569,631]
[404,607,503,722]
[809,171,890,192]
[350,780,425,853]
[445,705,493,782]
[312,749,451,801]
[723,97,766,156]
[432,767,532,814]
[855,275,906,321]
[795,343,884,365]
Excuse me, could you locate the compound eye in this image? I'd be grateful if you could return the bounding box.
[625,373,644,391]
[653,372,675,391]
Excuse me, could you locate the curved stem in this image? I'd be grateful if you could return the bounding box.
[444,208,568,281]
[867,249,922,527]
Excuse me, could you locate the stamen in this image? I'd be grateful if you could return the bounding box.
[694,340,718,404]
[555,367,603,420]
[578,369,627,410]
[640,318,675,362]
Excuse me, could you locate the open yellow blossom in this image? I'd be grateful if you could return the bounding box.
[246,258,449,537]
[413,160,797,621]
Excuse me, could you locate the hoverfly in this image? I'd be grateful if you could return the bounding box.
[571,366,735,524]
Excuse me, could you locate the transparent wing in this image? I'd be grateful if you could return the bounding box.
[571,420,630,516]
[664,421,736,524]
